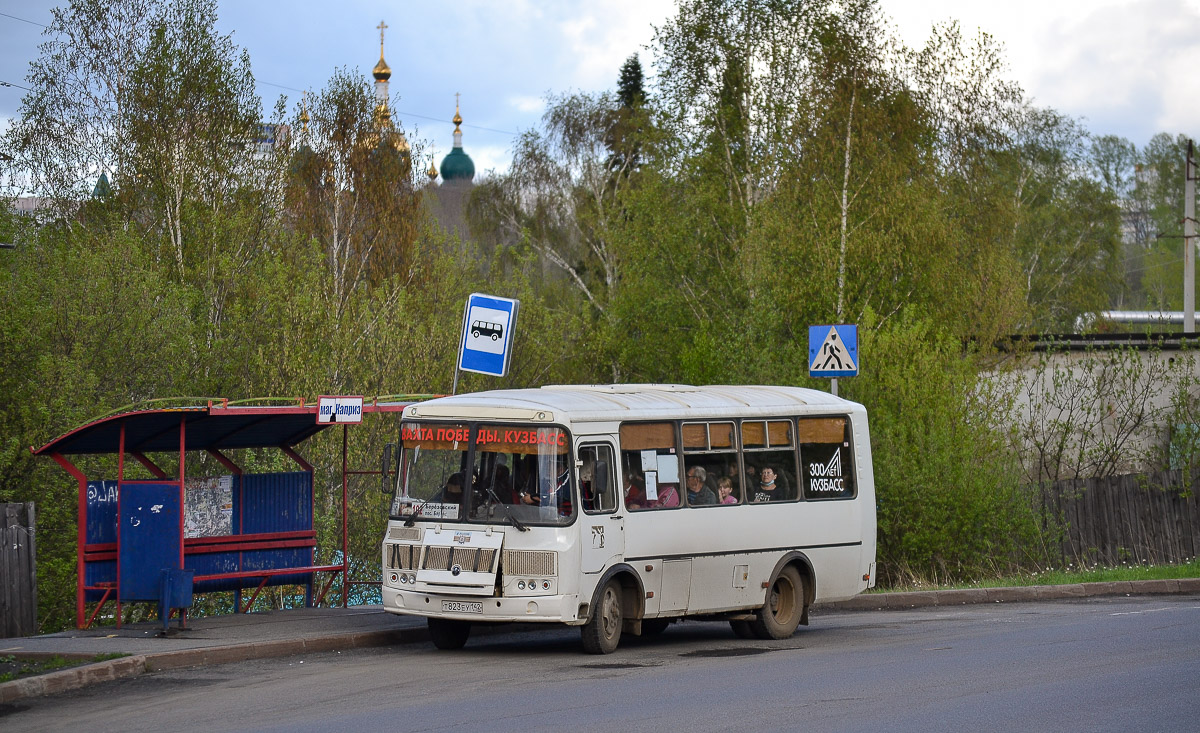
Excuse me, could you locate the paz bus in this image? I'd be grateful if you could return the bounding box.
[381,384,876,653]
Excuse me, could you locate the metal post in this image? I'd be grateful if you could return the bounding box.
[1186,139,1196,333]
[342,425,349,608]
[831,378,838,397]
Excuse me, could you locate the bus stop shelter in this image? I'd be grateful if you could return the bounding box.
[31,398,411,629]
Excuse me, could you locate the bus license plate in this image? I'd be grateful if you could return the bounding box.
[442,601,483,614]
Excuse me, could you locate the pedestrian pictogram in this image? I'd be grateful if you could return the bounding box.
[808,325,858,378]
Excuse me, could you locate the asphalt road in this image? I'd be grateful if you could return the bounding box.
[6,595,1199,733]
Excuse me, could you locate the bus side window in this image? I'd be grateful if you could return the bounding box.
[798,417,856,500]
[619,422,681,510]
[579,444,616,513]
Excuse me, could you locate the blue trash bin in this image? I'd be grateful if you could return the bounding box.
[158,567,195,631]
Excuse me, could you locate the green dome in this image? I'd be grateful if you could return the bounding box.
[440,147,475,182]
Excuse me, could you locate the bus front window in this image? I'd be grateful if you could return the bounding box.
[393,422,471,521]
[393,421,575,526]
[474,424,574,525]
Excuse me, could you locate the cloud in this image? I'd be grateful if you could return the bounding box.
[1026,0,1200,142]
[553,0,675,89]
[508,95,544,114]
[460,143,513,178]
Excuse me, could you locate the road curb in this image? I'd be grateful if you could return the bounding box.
[4,579,1198,704]
[0,654,147,704]
[815,578,1200,612]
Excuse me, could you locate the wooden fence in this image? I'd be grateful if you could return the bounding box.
[1,502,37,638]
[1045,472,1200,566]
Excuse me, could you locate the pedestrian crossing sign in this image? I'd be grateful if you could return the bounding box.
[808,325,858,378]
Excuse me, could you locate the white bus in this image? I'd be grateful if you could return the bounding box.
[381,384,876,653]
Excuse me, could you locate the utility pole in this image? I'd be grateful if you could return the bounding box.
[1186,139,1196,333]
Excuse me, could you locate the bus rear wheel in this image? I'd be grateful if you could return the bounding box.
[428,617,472,650]
[581,580,623,654]
[750,566,804,640]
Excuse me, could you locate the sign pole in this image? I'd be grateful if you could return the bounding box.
[831,377,838,397]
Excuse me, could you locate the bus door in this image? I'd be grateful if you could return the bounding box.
[578,442,622,573]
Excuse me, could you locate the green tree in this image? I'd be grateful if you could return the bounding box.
[283,68,421,311]
[1,0,160,206]
[1134,133,1196,310]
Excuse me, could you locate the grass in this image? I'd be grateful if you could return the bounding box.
[877,557,1200,593]
[0,653,128,683]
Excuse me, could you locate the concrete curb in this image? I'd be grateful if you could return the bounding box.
[4,578,1198,704]
[0,655,146,704]
[815,578,1200,612]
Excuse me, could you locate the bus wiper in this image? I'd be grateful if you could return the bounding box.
[403,495,431,527]
[484,487,529,531]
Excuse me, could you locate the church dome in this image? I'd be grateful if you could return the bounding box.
[439,97,474,183]
[440,147,475,182]
[373,55,391,81]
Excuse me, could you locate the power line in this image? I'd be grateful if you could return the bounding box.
[0,11,47,28]
[0,80,32,91]
[256,79,518,137]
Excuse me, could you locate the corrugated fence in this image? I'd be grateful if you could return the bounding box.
[1,502,37,638]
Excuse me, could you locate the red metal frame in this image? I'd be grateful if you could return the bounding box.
[37,400,419,628]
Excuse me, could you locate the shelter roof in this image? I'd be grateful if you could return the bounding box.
[31,402,405,456]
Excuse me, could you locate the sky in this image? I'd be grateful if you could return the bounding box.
[1,0,1198,178]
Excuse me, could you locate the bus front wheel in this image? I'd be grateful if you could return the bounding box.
[428,617,472,650]
[750,566,804,640]
[582,580,623,654]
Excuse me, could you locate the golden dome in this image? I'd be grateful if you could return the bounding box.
[427,157,438,180]
[373,54,391,81]
[373,20,391,81]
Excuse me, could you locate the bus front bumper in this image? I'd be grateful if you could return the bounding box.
[383,588,584,625]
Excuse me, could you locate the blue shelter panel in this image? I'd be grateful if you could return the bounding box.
[118,482,182,602]
[84,560,116,601]
[86,480,118,545]
[241,472,313,533]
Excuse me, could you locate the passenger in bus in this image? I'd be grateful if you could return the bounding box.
[685,466,717,505]
[434,472,466,504]
[624,470,679,510]
[520,453,573,515]
[623,471,646,509]
[751,466,791,502]
[646,482,679,509]
[717,475,738,504]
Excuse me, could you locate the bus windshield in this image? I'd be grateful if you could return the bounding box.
[392,421,574,526]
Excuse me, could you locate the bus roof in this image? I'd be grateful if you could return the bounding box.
[398,384,863,424]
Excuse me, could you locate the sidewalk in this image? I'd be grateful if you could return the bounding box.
[3,578,1198,703]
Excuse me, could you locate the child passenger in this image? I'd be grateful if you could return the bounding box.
[717,476,738,505]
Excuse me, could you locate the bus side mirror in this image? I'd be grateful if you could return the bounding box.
[594,460,610,510]
[380,443,395,495]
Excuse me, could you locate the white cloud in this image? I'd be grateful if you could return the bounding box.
[508,95,544,114]
[887,0,1200,144]
[554,0,675,89]
[461,144,513,179]
[1031,0,1200,139]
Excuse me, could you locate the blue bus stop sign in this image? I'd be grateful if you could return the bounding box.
[458,293,519,377]
[808,325,858,378]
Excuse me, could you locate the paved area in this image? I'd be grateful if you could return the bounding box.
[2,578,1198,703]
